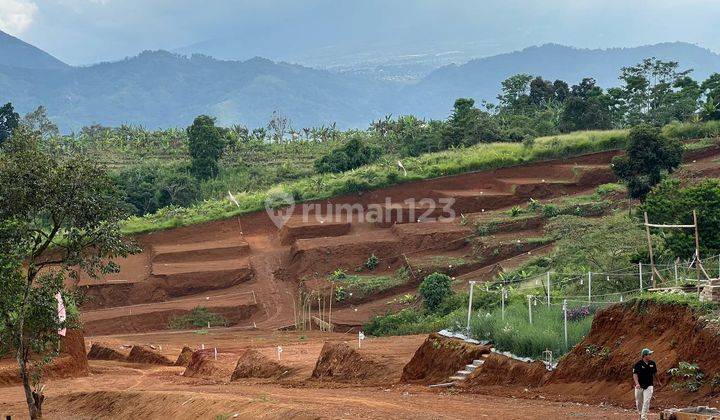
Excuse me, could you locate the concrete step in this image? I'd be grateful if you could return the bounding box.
[465,364,477,371]
[457,370,473,376]
[472,359,485,366]
[449,375,467,381]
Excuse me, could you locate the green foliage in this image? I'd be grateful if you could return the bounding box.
[314,135,381,173]
[465,299,594,358]
[168,307,228,329]
[642,178,720,258]
[627,292,715,314]
[364,308,451,336]
[333,273,407,301]
[0,102,20,145]
[187,115,227,179]
[558,78,613,132]
[331,269,347,280]
[612,124,683,199]
[0,127,137,418]
[419,272,453,312]
[668,361,704,392]
[364,254,379,270]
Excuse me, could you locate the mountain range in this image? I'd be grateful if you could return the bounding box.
[1,31,719,132]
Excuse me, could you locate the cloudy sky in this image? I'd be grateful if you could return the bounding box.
[2,0,720,65]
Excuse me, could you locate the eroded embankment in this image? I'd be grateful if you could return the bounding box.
[401,333,491,384]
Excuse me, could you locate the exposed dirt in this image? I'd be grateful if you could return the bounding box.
[174,346,194,367]
[87,343,128,362]
[462,353,551,388]
[230,349,293,380]
[126,345,174,366]
[0,330,89,386]
[311,341,394,385]
[542,300,720,408]
[182,349,236,380]
[401,333,491,384]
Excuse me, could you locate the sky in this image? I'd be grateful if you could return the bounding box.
[1,0,720,65]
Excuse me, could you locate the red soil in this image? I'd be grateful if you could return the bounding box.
[0,330,89,386]
[463,353,551,388]
[174,346,194,367]
[87,342,128,362]
[230,349,293,380]
[182,349,236,380]
[83,304,259,335]
[401,333,491,384]
[126,345,174,366]
[311,341,393,385]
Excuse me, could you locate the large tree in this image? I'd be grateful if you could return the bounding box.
[611,124,683,200]
[558,78,614,132]
[0,102,20,145]
[187,115,227,179]
[0,127,137,419]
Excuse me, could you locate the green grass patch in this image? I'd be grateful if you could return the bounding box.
[168,306,228,330]
[334,272,409,302]
[625,292,716,314]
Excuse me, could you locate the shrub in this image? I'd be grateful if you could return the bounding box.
[364,254,379,270]
[168,306,227,329]
[668,361,704,392]
[314,136,381,173]
[419,272,453,312]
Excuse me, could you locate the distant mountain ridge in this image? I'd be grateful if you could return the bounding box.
[0,30,68,70]
[1,35,719,131]
[396,42,720,119]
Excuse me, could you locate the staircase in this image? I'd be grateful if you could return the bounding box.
[449,353,490,383]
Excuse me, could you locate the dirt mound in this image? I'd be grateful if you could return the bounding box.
[230,349,292,380]
[87,342,128,361]
[0,330,89,386]
[311,341,392,384]
[401,333,491,384]
[174,346,194,367]
[182,349,236,380]
[126,345,174,366]
[462,353,551,389]
[543,300,720,408]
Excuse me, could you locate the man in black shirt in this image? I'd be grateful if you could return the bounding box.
[633,348,662,420]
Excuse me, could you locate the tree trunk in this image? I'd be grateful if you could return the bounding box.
[17,353,43,419]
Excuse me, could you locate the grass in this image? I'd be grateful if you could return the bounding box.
[626,291,716,314]
[121,122,719,236]
[334,273,409,302]
[462,299,597,359]
[168,306,228,330]
[121,129,629,234]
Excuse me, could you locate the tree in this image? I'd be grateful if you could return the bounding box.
[444,98,500,147]
[22,106,59,139]
[314,135,381,173]
[419,272,453,312]
[611,124,683,200]
[187,115,226,179]
[558,78,613,132]
[611,58,697,125]
[641,178,720,259]
[0,127,137,419]
[0,102,20,145]
[700,73,720,121]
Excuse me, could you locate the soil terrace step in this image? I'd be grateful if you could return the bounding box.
[431,189,517,213]
[373,202,452,227]
[152,238,250,263]
[151,257,251,277]
[278,217,352,245]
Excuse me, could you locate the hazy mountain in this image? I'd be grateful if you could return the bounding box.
[2,35,719,132]
[0,30,68,70]
[398,42,720,118]
[0,50,393,131]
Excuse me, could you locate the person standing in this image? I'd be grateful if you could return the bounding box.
[633,348,662,420]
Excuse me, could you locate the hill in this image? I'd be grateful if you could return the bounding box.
[0,50,392,131]
[0,29,68,70]
[398,42,720,119]
[2,37,720,131]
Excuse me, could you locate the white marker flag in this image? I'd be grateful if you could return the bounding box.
[358,331,365,348]
[55,292,66,337]
[277,346,283,360]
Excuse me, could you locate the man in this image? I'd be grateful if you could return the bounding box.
[633,348,663,420]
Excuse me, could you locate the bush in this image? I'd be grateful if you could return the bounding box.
[314,136,381,173]
[364,254,379,270]
[168,306,227,329]
[419,272,453,312]
[668,361,704,392]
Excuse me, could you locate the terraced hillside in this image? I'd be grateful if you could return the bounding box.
[79,147,720,335]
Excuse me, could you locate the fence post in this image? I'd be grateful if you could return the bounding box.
[466,281,476,334]
[563,299,568,350]
[501,287,506,321]
[527,295,533,324]
[674,262,678,286]
[639,262,643,291]
[546,272,551,307]
[588,272,592,303]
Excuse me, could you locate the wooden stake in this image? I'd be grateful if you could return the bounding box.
[644,212,658,288]
[694,210,701,297]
